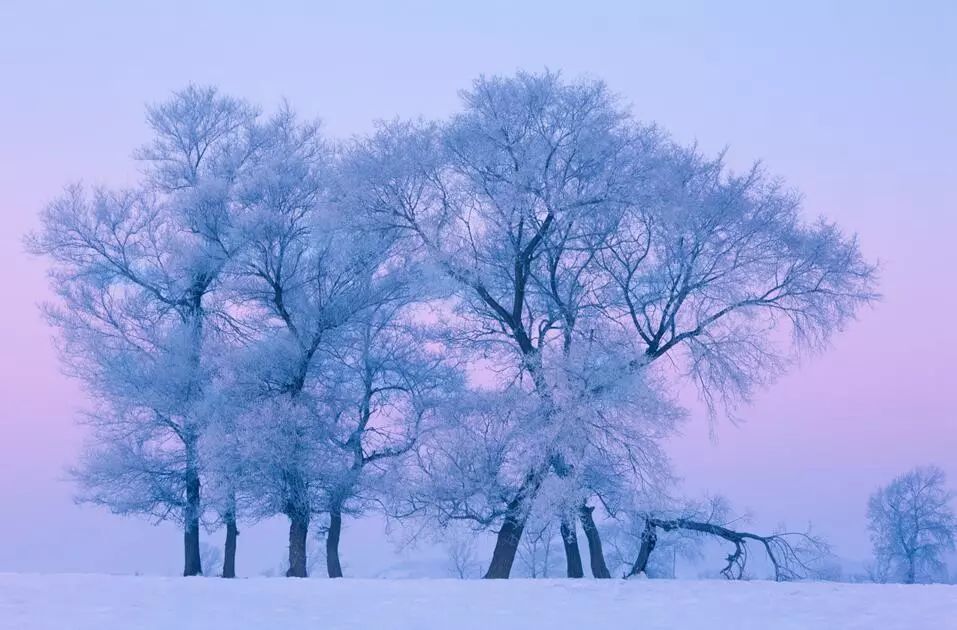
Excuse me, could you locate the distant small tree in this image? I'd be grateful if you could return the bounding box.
[444,526,481,579]
[867,465,957,584]
[199,543,223,577]
[517,520,560,578]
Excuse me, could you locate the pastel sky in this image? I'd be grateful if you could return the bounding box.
[1,0,955,576]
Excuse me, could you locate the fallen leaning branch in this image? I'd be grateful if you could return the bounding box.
[626,516,829,581]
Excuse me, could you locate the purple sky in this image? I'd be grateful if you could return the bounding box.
[1,1,955,576]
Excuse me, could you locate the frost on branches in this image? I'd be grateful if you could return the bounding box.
[29,86,260,576]
[867,466,957,584]
[30,72,878,580]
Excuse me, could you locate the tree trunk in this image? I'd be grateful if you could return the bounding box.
[222,511,238,578]
[183,468,202,577]
[906,557,916,584]
[484,471,543,579]
[626,520,658,578]
[326,510,343,578]
[286,515,309,578]
[579,504,611,578]
[181,302,205,579]
[560,517,584,578]
[484,512,528,579]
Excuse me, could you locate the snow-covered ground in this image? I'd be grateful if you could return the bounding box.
[2,573,955,629]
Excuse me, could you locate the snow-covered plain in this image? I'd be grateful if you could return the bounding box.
[2,574,956,629]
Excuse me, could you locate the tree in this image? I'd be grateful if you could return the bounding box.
[314,298,454,577]
[354,70,877,579]
[443,525,482,579]
[867,465,957,584]
[216,104,442,577]
[207,105,339,579]
[219,119,364,576]
[29,86,260,576]
[200,386,250,578]
[578,102,878,578]
[517,519,560,578]
[352,71,674,578]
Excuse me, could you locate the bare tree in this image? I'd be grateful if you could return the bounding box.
[517,520,560,578]
[444,525,482,579]
[867,465,957,584]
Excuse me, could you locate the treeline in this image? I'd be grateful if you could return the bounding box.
[29,71,878,579]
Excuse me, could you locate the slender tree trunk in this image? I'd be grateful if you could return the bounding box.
[326,510,343,578]
[286,514,309,578]
[222,509,238,578]
[183,467,202,577]
[578,504,611,578]
[560,517,584,578]
[181,304,205,578]
[906,557,916,584]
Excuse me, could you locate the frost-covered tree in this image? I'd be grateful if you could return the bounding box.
[200,378,253,578]
[350,70,877,579]
[351,71,676,578]
[867,465,957,584]
[211,106,448,577]
[516,519,561,578]
[315,301,454,577]
[29,72,880,582]
[572,140,879,575]
[28,86,260,576]
[214,108,372,577]
[443,525,482,579]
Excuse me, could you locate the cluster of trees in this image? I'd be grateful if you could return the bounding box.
[29,72,878,579]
